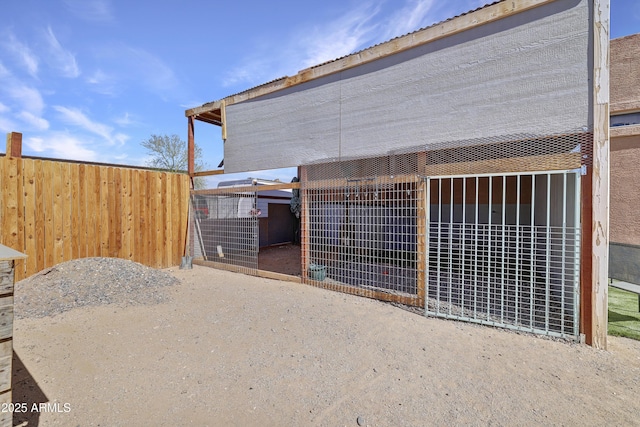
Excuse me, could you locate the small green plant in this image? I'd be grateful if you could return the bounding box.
[608,286,640,341]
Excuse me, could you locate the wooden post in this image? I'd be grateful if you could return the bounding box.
[590,0,610,349]
[5,132,22,158]
[187,116,195,177]
[300,166,310,281]
[0,245,27,427]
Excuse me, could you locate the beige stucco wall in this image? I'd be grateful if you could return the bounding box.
[610,132,640,245]
[611,33,640,114]
[609,34,640,245]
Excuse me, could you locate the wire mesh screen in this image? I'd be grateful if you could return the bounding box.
[303,132,591,180]
[425,171,581,339]
[191,191,259,273]
[303,176,421,305]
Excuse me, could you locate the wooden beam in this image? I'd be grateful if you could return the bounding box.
[187,116,195,176]
[192,182,300,196]
[220,100,227,141]
[590,0,610,349]
[185,0,556,115]
[192,259,302,284]
[5,132,22,158]
[423,152,582,176]
[192,169,225,178]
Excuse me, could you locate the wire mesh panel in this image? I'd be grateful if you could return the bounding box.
[191,190,259,273]
[425,171,581,339]
[303,176,421,305]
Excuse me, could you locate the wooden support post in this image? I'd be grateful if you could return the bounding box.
[580,169,594,344]
[187,116,195,177]
[5,132,22,158]
[220,100,227,141]
[300,166,310,281]
[589,0,610,349]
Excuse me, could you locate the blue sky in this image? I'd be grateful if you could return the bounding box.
[1,0,638,185]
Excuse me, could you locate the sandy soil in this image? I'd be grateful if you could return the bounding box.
[11,264,640,427]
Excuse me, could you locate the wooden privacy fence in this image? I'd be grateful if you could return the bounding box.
[0,155,190,282]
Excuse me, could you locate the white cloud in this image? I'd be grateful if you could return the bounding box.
[6,84,45,115]
[113,112,139,127]
[17,111,50,131]
[53,105,126,146]
[26,133,99,162]
[222,0,486,90]
[43,27,80,78]
[1,31,39,78]
[124,47,179,96]
[90,44,180,99]
[63,0,114,22]
[0,102,9,113]
[381,0,437,40]
[298,3,382,68]
[0,116,18,134]
[86,69,117,95]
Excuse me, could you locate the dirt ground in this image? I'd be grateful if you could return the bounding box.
[258,244,301,276]
[12,264,640,427]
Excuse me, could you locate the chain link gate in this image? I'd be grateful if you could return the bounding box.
[424,170,581,339]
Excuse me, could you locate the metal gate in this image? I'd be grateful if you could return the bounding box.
[425,170,581,339]
[191,190,259,273]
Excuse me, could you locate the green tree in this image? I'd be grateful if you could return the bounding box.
[141,134,207,188]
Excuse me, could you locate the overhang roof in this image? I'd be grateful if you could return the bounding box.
[185,0,557,124]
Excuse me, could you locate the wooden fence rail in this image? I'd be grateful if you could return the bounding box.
[0,156,190,281]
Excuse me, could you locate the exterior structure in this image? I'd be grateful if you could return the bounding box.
[609,33,640,284]
[0,244,27,427]
[186,0,610,347]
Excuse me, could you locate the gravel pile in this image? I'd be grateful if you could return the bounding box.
[14,257,179,319]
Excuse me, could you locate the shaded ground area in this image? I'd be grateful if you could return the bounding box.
[11,264,640,426]
[258,243,301,276]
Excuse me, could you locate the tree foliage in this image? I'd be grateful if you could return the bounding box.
[141,134,208,188]
[141,134,204,172]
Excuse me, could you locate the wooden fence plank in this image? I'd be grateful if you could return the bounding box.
[62,163,73,262]
[33,160,45,274]
[22,160,37,278]
[87,166,102,257]
[43,162,54,269]
[154,173,164,268]
[77,164,87,259]
[121,168,132,260]
[146,171,155,267]
[136,171,151,265]
[52,162,64,265]
[131,171,142,261]
[70,164,81,260]
[100,167,109,257]
[111,167,122,258]
[170,174,180,265]
[0,159,3,247]
[159,173,168,267]
[5,158,24,280]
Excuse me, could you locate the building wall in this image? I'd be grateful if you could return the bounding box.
[224,0,590,173]
[610,134,640,245]
[611,33,640,114]
[610,33,640,247]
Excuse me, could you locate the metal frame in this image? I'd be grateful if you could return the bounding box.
[425,169,581,339]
